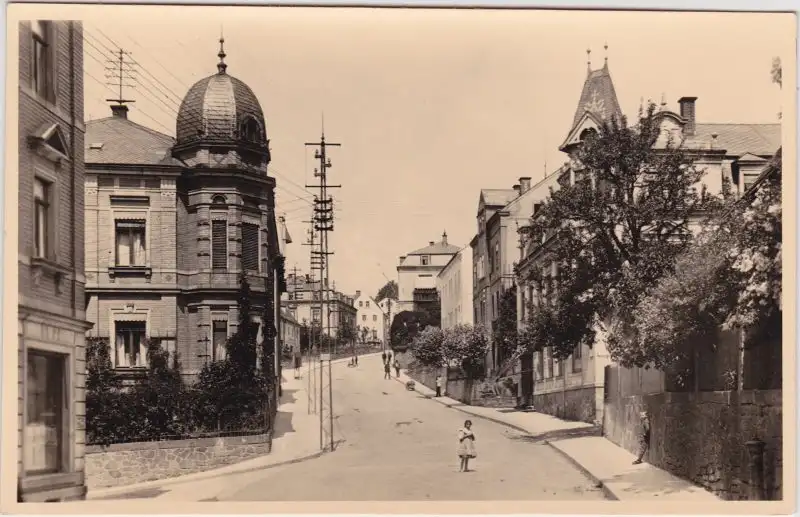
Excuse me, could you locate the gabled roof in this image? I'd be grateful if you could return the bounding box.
[569,63,624,132]
[480,189,517,208]
[686,123,781,158]
[86,115,177,165]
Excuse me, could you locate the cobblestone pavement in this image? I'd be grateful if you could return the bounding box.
[219,354,608,501]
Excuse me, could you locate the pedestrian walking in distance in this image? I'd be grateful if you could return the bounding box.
[382,351,387,364]
[384,361,391,380]
[632,409,651,465]
[435,374,443,397]
[393,359,400,378]
[457,420,476,472]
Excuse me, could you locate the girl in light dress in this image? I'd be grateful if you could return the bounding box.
[457,420,476,472]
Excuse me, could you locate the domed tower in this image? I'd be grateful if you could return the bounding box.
[172,37,281,380]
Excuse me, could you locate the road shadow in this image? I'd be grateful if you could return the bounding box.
[510,425,602,444]
[272,409,295,440]
[279,388,298,404]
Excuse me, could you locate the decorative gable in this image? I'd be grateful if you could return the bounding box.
[28,123,70,163]
[560,111,603,150]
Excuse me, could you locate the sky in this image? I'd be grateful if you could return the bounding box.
[79,6,792,298]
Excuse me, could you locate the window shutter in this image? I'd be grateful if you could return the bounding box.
[242,223,259,271]
[212,220,227,269]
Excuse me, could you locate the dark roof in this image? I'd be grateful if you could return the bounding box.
[480,189,517,207]
[176,70,267,149]
[570,64,624,130]
[686,123,781,157]
[85,115,176,165]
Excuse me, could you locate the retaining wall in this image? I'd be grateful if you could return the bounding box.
[85,432,272,489]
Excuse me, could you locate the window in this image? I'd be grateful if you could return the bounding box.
[359,301,363,307]
[241,223,260,271]
[115,321,147,368]
[115,220,146,266]
[211,195,226,206]
[494,243,500,274]
[34,178,50,258]
[25,350,65,474]
[421,255,430,266]
[572,344,583,373]
[211,220,228,269]
[362,315,367,322]
[312,309,321,322]
[241,117,261,143]
[373,315,377,322]
[365,301,370,308]
[31,21,54,101]
[372,329,378,340]
[743,173,760,192]
[212,319,228,361]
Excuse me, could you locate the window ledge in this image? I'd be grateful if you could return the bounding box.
[108,266,152,281]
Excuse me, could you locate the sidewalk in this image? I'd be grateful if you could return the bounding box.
[86,360,334,501]
[394,370,719,502]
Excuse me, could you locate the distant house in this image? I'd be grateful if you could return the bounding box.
[353,291,385,346]
[396,232,461,314]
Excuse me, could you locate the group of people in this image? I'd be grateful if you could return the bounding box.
[382,350,400,379]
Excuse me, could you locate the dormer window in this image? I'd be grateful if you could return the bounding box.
[421,255,430,266]
[241,117,261,144]
[212,195,227,206]
[579,128,597,142]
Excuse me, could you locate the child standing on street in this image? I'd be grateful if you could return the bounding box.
[384,361,391,379]
[394,359,400,378]
[457,420,476,472]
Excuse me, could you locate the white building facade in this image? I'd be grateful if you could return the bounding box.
[353,290,385,346]
[437,247,474,330]
[396,232,461,313]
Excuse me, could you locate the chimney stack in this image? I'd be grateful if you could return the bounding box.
[111,104,129,119]
[442,231,448,245]
[513,184,521,196]
[429,241,435,246]
[519,176,532,193]
[678,97,697,136]
[356,290,361,298]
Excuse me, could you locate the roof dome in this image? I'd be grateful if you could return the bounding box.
[174,38,269,154]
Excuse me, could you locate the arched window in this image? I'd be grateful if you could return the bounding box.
[212,195,227,206]
[241,116,262,144]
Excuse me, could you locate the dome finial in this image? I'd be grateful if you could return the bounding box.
[217,31,227,74]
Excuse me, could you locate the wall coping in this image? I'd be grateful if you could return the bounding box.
[86,431,271,454]
[614,389,781,406]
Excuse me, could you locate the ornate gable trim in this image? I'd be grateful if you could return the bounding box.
[28,122,70,163]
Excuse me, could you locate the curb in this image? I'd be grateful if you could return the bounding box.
[543,440,619,501]
[392,375,533,436]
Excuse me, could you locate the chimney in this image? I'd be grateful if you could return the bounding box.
[513,184,521,196]
[678,97,697,136]
[111,104,129,119]
[519,176,532,193]
[429,241,435,246]
[356,290,361,298]
[442,231,448,245]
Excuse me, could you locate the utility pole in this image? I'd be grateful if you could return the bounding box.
[306,126,341,453]
[302,218,319,416]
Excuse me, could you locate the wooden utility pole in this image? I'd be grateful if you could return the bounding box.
[305,125,341,453]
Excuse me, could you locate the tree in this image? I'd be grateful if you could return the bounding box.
[492,286,518,363]
[390,310,433,351]
[85,337,125,445]
[337,318,358,354]
[375,280,398,302]
[358,325,370,345]
[442,324,491,378]
[410,326,446,368]
[526,102,715,364]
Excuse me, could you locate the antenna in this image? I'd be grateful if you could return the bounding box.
[104,48,137,106]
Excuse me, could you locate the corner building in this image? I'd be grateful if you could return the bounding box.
[85,41,284,382]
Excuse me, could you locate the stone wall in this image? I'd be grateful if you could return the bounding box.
[85,432,272,490]
[603,390,782,500]
[533,386,599,423]
[406,364,516,408]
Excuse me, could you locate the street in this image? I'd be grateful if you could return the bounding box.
[188,354,607,501]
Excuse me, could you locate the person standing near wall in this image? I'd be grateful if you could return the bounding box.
[435,374,443,397]
[633,409,651,465]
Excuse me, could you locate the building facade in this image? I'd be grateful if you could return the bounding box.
[515,57,781,423]
[396,232,460,314]
[84,41,288,385]
[280,309,301,357]
[282,273,357,338]
[437,246,474,330]
[18,20,93,502]
[353,290,384,346]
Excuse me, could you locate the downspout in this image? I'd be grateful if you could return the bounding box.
[69,22,77,319]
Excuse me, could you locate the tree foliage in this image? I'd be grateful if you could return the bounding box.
[492,286,518,361]
[524,102,715,361]
[375,280,398,302]
[410,326,446,368]
[410,324,490,378]
[390,310,435,351]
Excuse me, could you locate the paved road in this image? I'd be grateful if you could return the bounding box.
[215,354,606,501]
